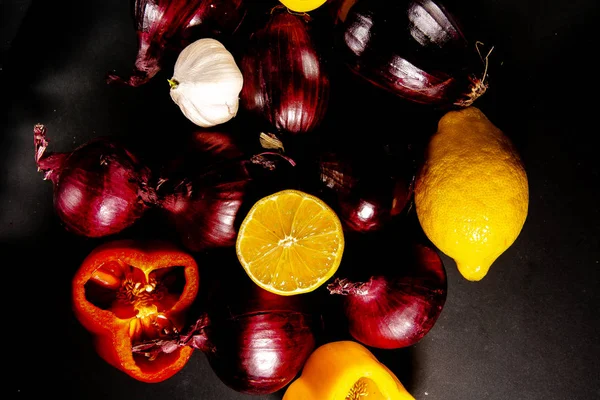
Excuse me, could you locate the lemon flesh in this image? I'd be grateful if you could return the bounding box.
[236,189,345,295]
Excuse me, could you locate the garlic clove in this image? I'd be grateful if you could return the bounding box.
[171,93,240,128]
[169,38,244,128]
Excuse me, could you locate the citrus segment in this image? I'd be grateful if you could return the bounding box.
[236,189,344,295]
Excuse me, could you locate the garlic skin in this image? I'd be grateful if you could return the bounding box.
[169,38,243,127]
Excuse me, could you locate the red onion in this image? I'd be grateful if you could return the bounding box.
[155,131,297,252]
[186,130,245,161]
[327,242,447,349]
[107,0,247,87]
[239,7,330,135]
[316,145,415,234]
[132,264,320,395]
[156,159,252,252]
[34,124,154,237]
[331,0,490,108]
[159,129,245,179]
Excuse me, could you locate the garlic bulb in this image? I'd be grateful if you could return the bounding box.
[169,38,244,127]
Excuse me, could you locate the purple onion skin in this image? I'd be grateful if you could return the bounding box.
[157,160,251,252]
[202,312,316,394]
[328,243,447,349]
[318,150,414,234]
[107,0,247,87]
[34,124,152,238]
[239,10,330,135]
[336,175,412,233]
[159,130,245,181]
[197,276,319,395]
[336,0,487,107]
[155,130,247,252]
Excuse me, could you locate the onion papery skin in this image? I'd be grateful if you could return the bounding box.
[239,9,330,135]
[34,125,152,238]
[328,243,447,349]
[334,0,488,108]
[107,0,247,87]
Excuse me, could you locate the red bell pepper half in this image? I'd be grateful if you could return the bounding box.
[72,239,200,383]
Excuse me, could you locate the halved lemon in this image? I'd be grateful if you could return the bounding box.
[236,189,345,296]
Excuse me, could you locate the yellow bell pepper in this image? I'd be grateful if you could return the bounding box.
[283,340,415,400]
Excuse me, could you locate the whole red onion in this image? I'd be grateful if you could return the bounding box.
[332,0,489,108]
[196,284,318,395]
[156,159,252,252]
[317,146,415,234]
[34,124,154,237]
[327,243,447,349]
[239,8,330,135]
[107,0,247,87]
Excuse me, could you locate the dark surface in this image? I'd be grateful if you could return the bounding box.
[2,0,598,399]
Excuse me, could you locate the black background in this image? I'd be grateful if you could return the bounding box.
[2,0,598,399]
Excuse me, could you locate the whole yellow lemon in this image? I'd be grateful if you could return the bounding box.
[414,107,529,281]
